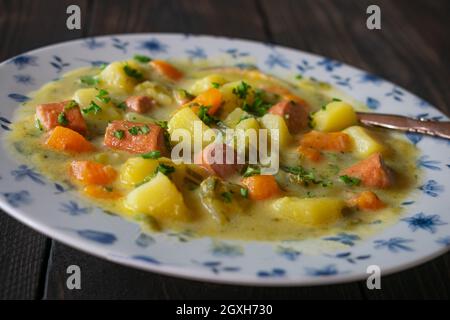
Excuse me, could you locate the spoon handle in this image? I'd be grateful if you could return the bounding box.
[357,112,450,140]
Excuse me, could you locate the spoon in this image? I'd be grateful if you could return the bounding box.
[357,112,450,140]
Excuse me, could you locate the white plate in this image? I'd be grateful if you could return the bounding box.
[1,33,449,286]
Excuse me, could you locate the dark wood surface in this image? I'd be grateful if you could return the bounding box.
[0,0,449,300]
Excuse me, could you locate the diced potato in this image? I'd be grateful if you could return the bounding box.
[220,81,254,115]
[119,157,159,187]
[235,118,260,150]
[189,74,227,95]
[72,88,122,130]
[125,172,188,221]
[272,197,344,226]
[223,108,251,128]
[312,101,357,132]
[259,113,292,148]
[168,107,216,147]
[134,81,173,105]
[343,126,388,158]
[99,61,142,94]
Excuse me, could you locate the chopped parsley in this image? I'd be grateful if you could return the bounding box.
[123,65,143,80]
[295,74,303,80]
[281,165,330,187]
[232,81,251,99]
[240,188,249,198]
[133,54,152,63]
[96,89,111,103]
[141,150,161,159]
[35,118,43,131]
[156,120,168,129]
[128,125,150,135]
[156,164,175,176]
[65,100,78,110]
[332,98,342,102]
[57,112,69,125]
[339,175,361,186]
[78,75,99,86]
[211,82,221,88]
[82,101,102,114]
[221,191,233,203]
[242,166,261,177]
[242,89,272,117]
[113,130,125,140]
[198,106,218,125]
[117,101,127,110]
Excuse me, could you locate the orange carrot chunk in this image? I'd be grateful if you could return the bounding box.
[300,130,351,152]
[83,185,122,199]
[242,175,281,200]
[70,160,117,185]
[298,145,322,162]
[348,191,386,211]
[150,60,183,81]
[189,88,223,115]
[45,126,94,153]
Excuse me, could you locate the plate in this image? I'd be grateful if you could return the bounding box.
[1,33,449,286]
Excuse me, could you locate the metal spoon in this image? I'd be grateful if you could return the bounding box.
[357,112,450,140]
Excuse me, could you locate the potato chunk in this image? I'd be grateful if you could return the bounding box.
[260,113,292,148]
[235,117,260,149]
[189,74,227,95]
[119,157,159,187]
[343,126,388,158]
[73,88,122,123]
[312,101,357,132]
[272,197,344,226]
[99,61,142,94]
[125,172,188,221]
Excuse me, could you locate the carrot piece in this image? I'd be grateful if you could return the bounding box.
[300,131,351,152]
[242,175,281,200]
[83,185,122,199]
[45,126,94,153]
[150,60,183,81]
[298,145,322,162]
[189,88,223,115]
[348,191,386,211]
[70,160,117,185]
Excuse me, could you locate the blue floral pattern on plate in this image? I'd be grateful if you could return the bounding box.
[0,34,449,286]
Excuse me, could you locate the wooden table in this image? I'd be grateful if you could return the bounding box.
[1,0,449,300]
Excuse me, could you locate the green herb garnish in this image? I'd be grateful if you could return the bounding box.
[133,54,152,63]
[123,65,143,80]
[65,100,78,110]
[128,125,150,135]
[332,98,342,102]
[35,118,43,131]
[295,74,303,80]
[79,75,99,86]
[113,130,125,140]
[198,106,217,125]
[242,166,261,177]
[232,81,251,99]
[82,101,102,114]
[221,191,233,203]
[156,164,175,176]
[242,89,271,117]
[211,82,220,88]
[96,89,111,103]
[141,150,161,159]
[57,112,69,125]
[156,120,168,129]
[339,175,361,186]
[240,188,249,198]
[117,101,127,110]
[281,165,329,187]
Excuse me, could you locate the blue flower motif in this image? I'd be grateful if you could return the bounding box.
[359,73,382,85]
[436,236,450,247]
[0,116,12,131]
[234,63,257,70]
[296,59,314,74]
[111,37,129,53]
[135,233,155,247]
[11,165,45,185]
[54,182,73,194]
[326,252,371,264]
[8,55,38,70]
[211,241,243,257]
[331,75,352,89]
[14,75,34,85]
[2,190,31,207]
[402,212,447,234]
[416,98,431,109]
[257,268,286,278]
[416,156,441,171]
[317,58,342,72]
[75,229,117,244]
[193,260,240,274]
[222,48,250,58]
[276,246,301,261]
[324,233,360,246]
[138,38,168,54]
[405,132,423,145]
[366,97,380,110]
[401,200,415,206]
[414,113,443,121]
[419,180,444,197]
[50,56,70,73]
[76,59,109,67]
[60,201,90,216]
[166,230,195,242]
[385,87,404,102]
[8,93,30,103]
[374,237,414,252]
[82,38,106,50]
[265,52,290,69]
[305,264,339,277]
[132,255,160,264]
[186,47,207,59]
